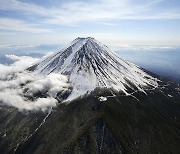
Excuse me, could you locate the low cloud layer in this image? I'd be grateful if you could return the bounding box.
[0,55,69,112]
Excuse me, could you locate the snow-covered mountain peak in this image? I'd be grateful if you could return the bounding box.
[28,37,159,100]
[75,37,95,41]
[67,37,101,51]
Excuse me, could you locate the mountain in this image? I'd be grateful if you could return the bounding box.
[28,37,158,100]
[0,37,180,154]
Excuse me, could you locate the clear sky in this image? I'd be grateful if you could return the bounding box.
[0,0,180,47]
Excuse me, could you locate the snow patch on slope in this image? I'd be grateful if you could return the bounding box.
[29,37,159,101]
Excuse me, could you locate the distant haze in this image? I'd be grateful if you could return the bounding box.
[0,44,179,83]
[117,47,180,83]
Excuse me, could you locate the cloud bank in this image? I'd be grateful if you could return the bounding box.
[0,0,180,32]
[0,55,70,112]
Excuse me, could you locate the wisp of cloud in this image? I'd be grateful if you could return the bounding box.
[0,54,70,112]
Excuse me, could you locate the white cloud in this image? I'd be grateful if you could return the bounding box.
[0,32,16,35]
[95,22,116,26]
[0,54,70,112]
[115,45,177,51]
[0,89,58,112]
[0,18,52,33]
[0,44,38,49]
[26,73,69,98]
[0,0,180,27]
[0,55,39,80]
[0,0,48,16]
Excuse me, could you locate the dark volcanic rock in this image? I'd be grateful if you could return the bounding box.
[0,38,180,153]
[0,79,179,154]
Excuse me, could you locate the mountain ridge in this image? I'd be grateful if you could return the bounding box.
[0,38,179,154]
[28,37,159,101]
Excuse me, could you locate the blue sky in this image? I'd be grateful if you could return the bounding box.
[0,0,180,47]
